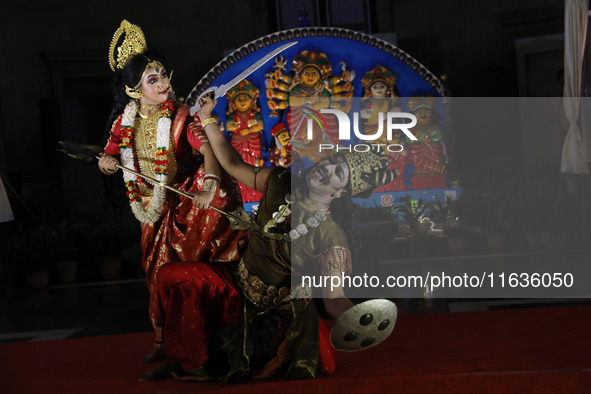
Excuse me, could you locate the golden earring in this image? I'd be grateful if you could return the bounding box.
[125,85,143,99]
[167,70,174,92]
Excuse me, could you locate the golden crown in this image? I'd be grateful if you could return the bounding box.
[292,50,332,77]
[226,79,260,102]
[108,20,147,72]
[361,65,396,90]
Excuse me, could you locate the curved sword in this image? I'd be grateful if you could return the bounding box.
[189,41,298,116]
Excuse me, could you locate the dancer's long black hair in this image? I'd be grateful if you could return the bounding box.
[103,50,169,142]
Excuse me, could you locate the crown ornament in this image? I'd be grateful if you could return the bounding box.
[108,20,147,72]
[292,50,332,77]
[226,79,259,103]
[339,151,397,198]
[361,65,396,91]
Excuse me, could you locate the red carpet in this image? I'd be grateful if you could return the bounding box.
[1,305,590,393]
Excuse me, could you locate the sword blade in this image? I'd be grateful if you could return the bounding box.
[217,41,298,98]
[190,41,298,115]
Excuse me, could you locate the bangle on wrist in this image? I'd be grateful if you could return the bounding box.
[203,174,220,194]
[203,177,219,194]
[204,174,220,182]
[201,117,218,128]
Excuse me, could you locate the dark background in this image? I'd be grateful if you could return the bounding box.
[1,0,586,256]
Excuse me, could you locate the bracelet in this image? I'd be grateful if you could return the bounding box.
[204,174,220,182]
[253,165,264,190]
[203,175,220,194]
[201,117,218,128]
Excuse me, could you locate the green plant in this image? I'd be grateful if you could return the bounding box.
[427,195,463,233]
[393,194,433,237]
[356,203,396,222]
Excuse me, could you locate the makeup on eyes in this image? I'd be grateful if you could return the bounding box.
[336,165,344,180]
[146,69,168,84]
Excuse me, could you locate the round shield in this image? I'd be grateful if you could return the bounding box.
[330,299,397,352]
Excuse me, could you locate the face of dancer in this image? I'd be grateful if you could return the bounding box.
[306,156,350,198]
[370,81,388,98]
[234,93,252,112]
[139,65,171,105]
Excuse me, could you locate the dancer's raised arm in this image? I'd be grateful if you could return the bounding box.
[197,94,272,193]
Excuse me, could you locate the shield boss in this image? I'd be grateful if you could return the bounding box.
[330,299,397,351]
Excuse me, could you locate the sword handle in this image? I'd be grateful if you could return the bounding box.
[189,89,217,116]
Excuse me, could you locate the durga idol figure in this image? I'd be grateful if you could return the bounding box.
[266,50,355,163]
[361,65,407,191]
[225,79,264,202]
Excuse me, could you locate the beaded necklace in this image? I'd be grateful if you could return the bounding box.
[262,193,329,241]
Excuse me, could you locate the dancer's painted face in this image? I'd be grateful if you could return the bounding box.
[306,156,350,198]
[140,65,170,105]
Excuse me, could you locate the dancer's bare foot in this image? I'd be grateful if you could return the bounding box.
[138,362,172,382]
[141,347,165,364]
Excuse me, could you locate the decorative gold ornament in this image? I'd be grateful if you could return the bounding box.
[200,117,218,128]
[226,79,259,104]
[202,175,220,194]
[339,151,397,198]
[118,100,175,224]
[109,20,147,72]
[292,50,332,78]
[361,65,396,92]
[109,20,167,98]
[141,103,162,111]
[125,86,143,99]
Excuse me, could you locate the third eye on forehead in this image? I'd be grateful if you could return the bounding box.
[147,68,166,78]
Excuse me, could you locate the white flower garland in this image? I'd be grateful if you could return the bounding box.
[119,100,171,224]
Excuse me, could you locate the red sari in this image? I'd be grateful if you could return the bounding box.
[154,261,243,371]
[104,103,243,327]
[154,167,337,381]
